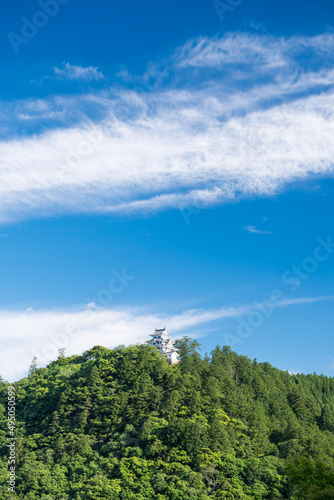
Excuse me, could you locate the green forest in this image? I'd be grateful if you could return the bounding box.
[1,338,334,499]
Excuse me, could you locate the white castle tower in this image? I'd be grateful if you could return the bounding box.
[150,327,179,365]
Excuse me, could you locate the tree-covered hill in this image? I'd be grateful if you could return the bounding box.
[1,339,334,499]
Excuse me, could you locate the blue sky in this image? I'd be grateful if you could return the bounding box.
[1,0,334,380]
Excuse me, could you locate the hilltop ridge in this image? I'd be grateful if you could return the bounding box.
[1,338,334,499]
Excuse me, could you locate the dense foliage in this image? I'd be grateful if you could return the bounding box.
[1,338,334,499]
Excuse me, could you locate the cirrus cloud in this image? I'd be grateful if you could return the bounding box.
[54,62,104,81]
[1,294,333,382]
[1,32,334,223]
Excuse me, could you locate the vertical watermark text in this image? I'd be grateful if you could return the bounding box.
[7,386,16,495]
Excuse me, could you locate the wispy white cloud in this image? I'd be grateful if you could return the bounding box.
[175,33,287,69]
[175,32,334,70]
[244,225,273,235]
[0,303,249,381]
[277,296,334,308]
[1,294,333,381]
[1,33,334,222]
[1,88,334,223]
[54,62,104,81]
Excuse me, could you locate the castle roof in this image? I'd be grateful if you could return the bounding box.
[150,327,168,337]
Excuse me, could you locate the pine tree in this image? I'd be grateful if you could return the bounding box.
[58,347,66,358]
[28,356,38,376]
